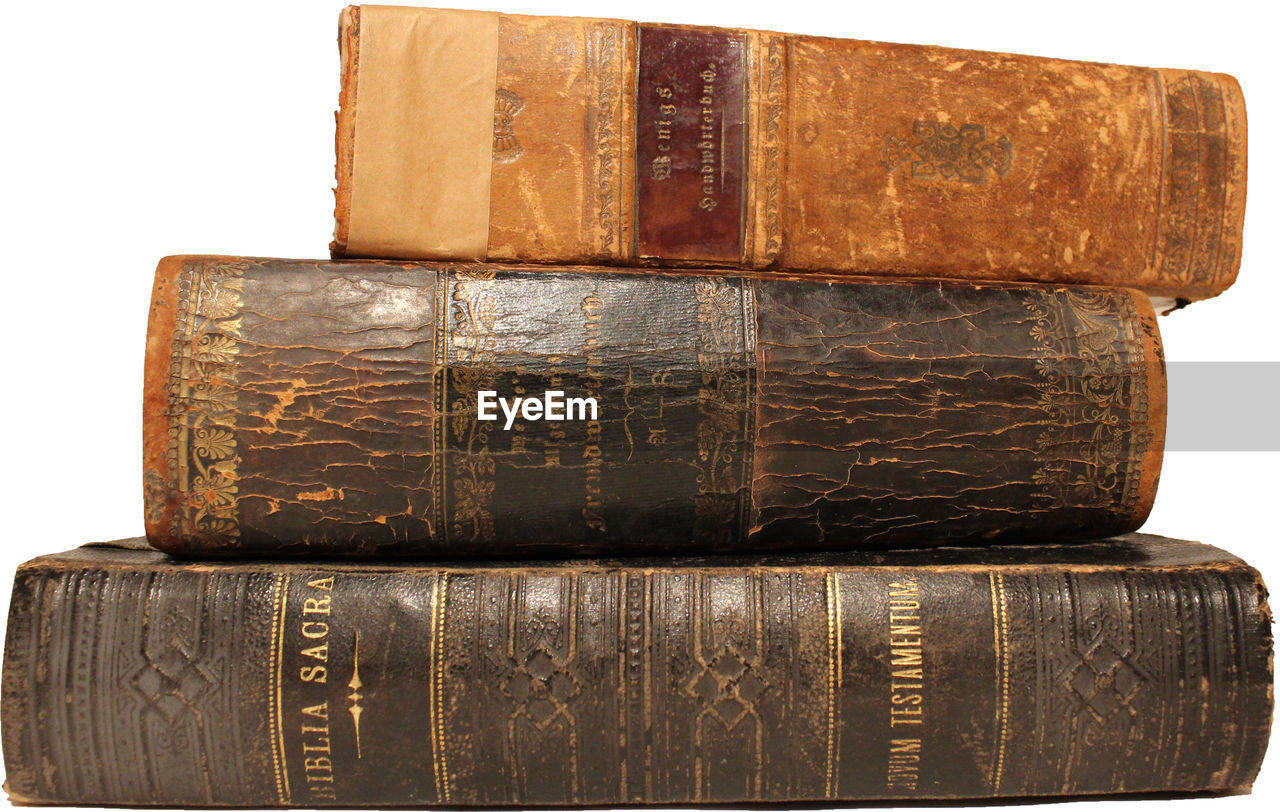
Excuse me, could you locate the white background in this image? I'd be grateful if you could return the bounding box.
[0,0,1275,809]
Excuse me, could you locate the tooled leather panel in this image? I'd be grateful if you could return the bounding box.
[487,16,618,263]
[1150,70,1247,298]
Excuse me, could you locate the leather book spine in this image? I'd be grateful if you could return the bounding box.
[142,256,1164,557]
[332,5,1246,301]
[2,536,1271,805]
[145,254,1167,555]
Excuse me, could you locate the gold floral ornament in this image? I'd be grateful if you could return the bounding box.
[192,333,239,365]
[1025,289,1147,513]
[167,260,249,544]
[192,427,236,460]
[189,471,236,513]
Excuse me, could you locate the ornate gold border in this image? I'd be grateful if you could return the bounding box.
[590,22,623,259]
[166,260,247,544]
[1025,289,1149,515]
[756,34,785,267]
[445,269,499,544]
[691,278,756,542]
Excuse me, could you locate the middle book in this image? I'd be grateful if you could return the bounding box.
[144,256,1164,558]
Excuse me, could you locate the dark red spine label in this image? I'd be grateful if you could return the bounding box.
[635,26,746,263]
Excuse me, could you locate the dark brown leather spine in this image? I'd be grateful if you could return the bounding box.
[2,535,1271,805]
[143,255,1164,557]
[333,6,1246,301]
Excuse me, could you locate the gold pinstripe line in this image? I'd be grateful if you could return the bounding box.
[990,572,1010,794]
[428,574,452,803]
[437,573,452,802]
[825,573,843,798]
[427,576,443,801]
[268,574,292,803]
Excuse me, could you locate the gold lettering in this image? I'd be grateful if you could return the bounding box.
[300,665,327,683]
[887,738,922,790]
[302,738,331,754]
[891,649,922,667]
[302,702,328,720]
[885,577,924,788]
[303,596,332,615]
[291,582,341,799]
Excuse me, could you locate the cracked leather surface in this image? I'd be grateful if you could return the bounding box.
[144,256,1163,558]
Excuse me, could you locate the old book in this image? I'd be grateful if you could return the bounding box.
[2,535,1270,805]
[143,256,1164,557]
[332,5,1246,303]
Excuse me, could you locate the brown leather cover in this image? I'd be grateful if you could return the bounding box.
[2,535,1271,805]
[333,5,1247,301]
[143,256,1164,558]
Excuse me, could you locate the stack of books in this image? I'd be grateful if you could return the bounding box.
[1,5,1270,807]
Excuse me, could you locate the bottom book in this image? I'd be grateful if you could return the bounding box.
[2,535,1271,806]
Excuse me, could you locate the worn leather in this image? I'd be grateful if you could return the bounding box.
[2,534,1270,805]
[143,256,1164,558]
[333,6,1246,301]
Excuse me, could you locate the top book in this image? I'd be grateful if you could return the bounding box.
[332,5,1246,302]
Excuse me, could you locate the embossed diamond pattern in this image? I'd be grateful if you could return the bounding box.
[127,637,216,723]
[1063,634,1145,723]
[501,647,582,728]
[683,647,771,730]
